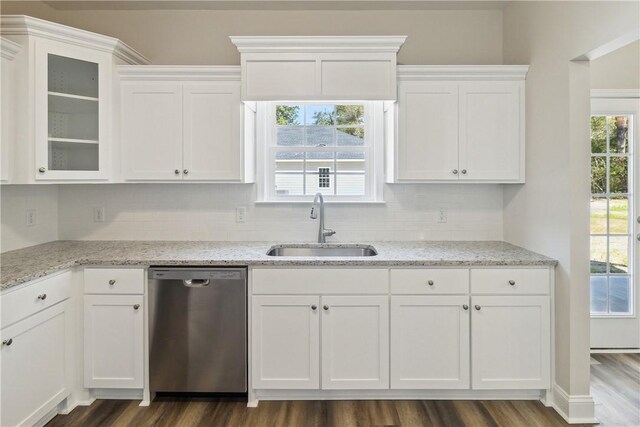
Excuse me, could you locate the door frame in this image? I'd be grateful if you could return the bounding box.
[590,91,640,349]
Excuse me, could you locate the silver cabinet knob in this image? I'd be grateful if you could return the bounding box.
[183,169,189,175]
[461,169,467,175]
[174,169,180,175]
[508,280,516,286]
[38,167,46,173]
[452,169,458,175]
[133,304,140,310]
[475,305,481,311]
[108,279,116,285]
[37,294,47,300]
[463,304,469,310]
[427,280,434,286]
[323,305,329,311]
[2,338,13,346]
[311,304,317,310]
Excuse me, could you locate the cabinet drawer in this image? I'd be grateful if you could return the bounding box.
[390,269,469,294]
[84,268,144,294]
[471,268,550,295]
[1,271,72,328]
[252,269,388,294]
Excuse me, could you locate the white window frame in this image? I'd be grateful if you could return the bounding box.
[255,101,385,203]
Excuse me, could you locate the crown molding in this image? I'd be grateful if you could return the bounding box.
[230,36,407,54]
[0,37,21,60]
[397,65,530,81]
[117,65,241,81]
[591,89,640,99]
[0,15,150,65]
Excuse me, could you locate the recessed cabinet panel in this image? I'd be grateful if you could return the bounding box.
[459,82,522,181]
[321,295,389,390]
[397,83,459,180]
[121,84,183,180]
[84,295,144,388]
[1,303,69,427]
[183,85,242,181]
[471,295,550,390]
[321,60,392,99]
[252,295,320,389]
[391,296,470,389]
[245,60,317,100]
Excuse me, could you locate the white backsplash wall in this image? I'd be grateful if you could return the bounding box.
[57,184,503,242]
[1,185,59,252]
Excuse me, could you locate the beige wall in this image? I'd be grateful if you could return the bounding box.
[0,2,503,65]
[502,0,639,408]
[591,40,640,90]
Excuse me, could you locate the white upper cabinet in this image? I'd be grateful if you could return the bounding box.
[389,66,528,183]
[119,67,255,182]
[230,36,406,101]
[0,15,149,184]
[1,37,20,183]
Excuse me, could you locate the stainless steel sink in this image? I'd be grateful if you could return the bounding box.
[266,245,377,257]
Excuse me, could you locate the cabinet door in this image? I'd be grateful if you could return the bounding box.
[121,83,183,180]
[459,82,522,181]
[321,295,389,389]
[390,296,470,389]
[182,84,242,181]
[252,295,320,389]
[1,302,70,427]
[471,296,550,389]
[35,40,111,181]
[397,83,459,181]
[84,295,144,388]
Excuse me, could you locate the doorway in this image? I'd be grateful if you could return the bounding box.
[590,95,640,349]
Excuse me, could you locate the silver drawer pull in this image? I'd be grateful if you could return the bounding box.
[475,305,481,311]
[427,280,434,286]
[37,294,47,300]
[311,304,317,310]
[109,280,116,285]
[2,338,13,346]
[323,305,329,311]
[133,304,140,310]
[508,280,516,286]
[463,304,469,310]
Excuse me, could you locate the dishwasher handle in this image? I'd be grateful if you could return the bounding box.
[183,279,210,287]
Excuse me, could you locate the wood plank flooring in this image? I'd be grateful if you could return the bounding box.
[47,353,639,427]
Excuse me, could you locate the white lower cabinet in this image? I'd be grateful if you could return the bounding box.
[471,295,550,390]
[390,295,470,389]
[251,294,389,390]
[84,294,144,388]
[321,296,389,389]
[251,295,320,389]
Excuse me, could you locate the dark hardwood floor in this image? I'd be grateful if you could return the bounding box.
[47,353,639,427]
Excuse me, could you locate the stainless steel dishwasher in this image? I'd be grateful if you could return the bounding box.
[148,267,247,394]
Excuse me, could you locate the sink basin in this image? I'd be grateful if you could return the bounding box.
[266,245,378,257]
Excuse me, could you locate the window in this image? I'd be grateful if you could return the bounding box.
[590,114,633,316]
[256,102,384,202]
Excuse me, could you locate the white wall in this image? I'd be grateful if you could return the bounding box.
[0,185,58,252]
[57,184,503,242]
[591,40,640,90]
[502,0,640,409]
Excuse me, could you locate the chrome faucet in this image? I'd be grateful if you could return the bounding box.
[310,192,336,243]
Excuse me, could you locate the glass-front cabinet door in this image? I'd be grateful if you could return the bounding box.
[35,40,110,180]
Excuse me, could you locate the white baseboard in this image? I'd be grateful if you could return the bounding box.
[550,383,597,424]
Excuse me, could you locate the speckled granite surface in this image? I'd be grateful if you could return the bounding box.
[1,240,557,291]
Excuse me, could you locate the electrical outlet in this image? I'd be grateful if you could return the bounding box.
[25,209,36,227]
[437,207,448,223]
[94,207,105,223]
[236,207,246,223]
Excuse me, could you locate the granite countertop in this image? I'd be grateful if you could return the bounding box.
[0,240,557,291]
